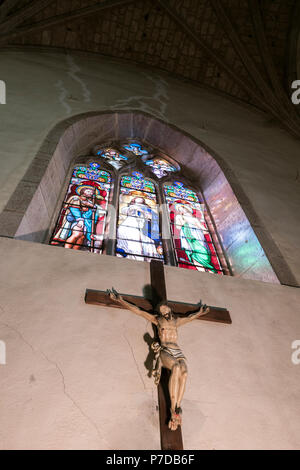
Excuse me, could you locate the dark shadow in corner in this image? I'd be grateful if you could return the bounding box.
[142,283,159,377]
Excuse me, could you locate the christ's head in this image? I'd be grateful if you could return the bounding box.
[157,302,172,319]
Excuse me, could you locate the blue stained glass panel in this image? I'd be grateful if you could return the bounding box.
[97,148,128,170]
[164,181,199,202]
[121,173,156,193]
[123,143,149,156]
[145,158,178,179]
[72,163,111,184]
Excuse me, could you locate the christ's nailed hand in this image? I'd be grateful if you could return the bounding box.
[108,287,122,302]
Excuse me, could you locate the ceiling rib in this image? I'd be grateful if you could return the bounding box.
[0,0,57,34]
[210,0,300,135]
[249,0,300,125]
[156,0,264,104]
[209,0,291,117]
[157,0,300,137]
[248,0,287,103]
[0,0,299,137]
[286,0,300,91]
[0,0,138,44]
[0,0,21,23]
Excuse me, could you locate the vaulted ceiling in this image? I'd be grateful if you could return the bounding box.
[0,0,300,137]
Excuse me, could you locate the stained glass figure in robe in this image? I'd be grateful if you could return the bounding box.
[117,172,163,262]
[97,148,128,170]
[123,142,149,156]
[145,158,177,179]
[50,163,111,253]
[164,182,222,273]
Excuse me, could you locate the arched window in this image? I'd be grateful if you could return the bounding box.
[50,162,111,252]
[49,140,227,274]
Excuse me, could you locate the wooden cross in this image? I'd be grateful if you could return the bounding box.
[85,260,232,450]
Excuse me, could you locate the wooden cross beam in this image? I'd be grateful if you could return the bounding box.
[85,260,231,450]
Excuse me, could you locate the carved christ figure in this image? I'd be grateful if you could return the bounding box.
[108,288,210,431]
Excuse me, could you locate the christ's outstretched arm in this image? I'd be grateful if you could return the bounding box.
[176,303,210,327]
[108,288,158,325]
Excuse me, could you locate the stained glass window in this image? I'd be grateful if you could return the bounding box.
[97,148,128,170]
[117,172,164,263]
[145,158,177,179]
[50,162,111,253]
[50,140,226,276]
[164,182,222,274]
[121,171,156,193]
[123,143,149,156]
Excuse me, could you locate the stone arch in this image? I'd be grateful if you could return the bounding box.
[0,110,297,286]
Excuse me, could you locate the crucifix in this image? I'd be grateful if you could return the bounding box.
[85,260,232,450]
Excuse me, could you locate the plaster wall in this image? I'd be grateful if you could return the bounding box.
[0,50,299,283]
[0,238,299,450]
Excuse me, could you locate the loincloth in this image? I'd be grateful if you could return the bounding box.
[160,346,186,361]
[151,342,186,385]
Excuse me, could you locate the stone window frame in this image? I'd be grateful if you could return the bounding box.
[0,110,297,286]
